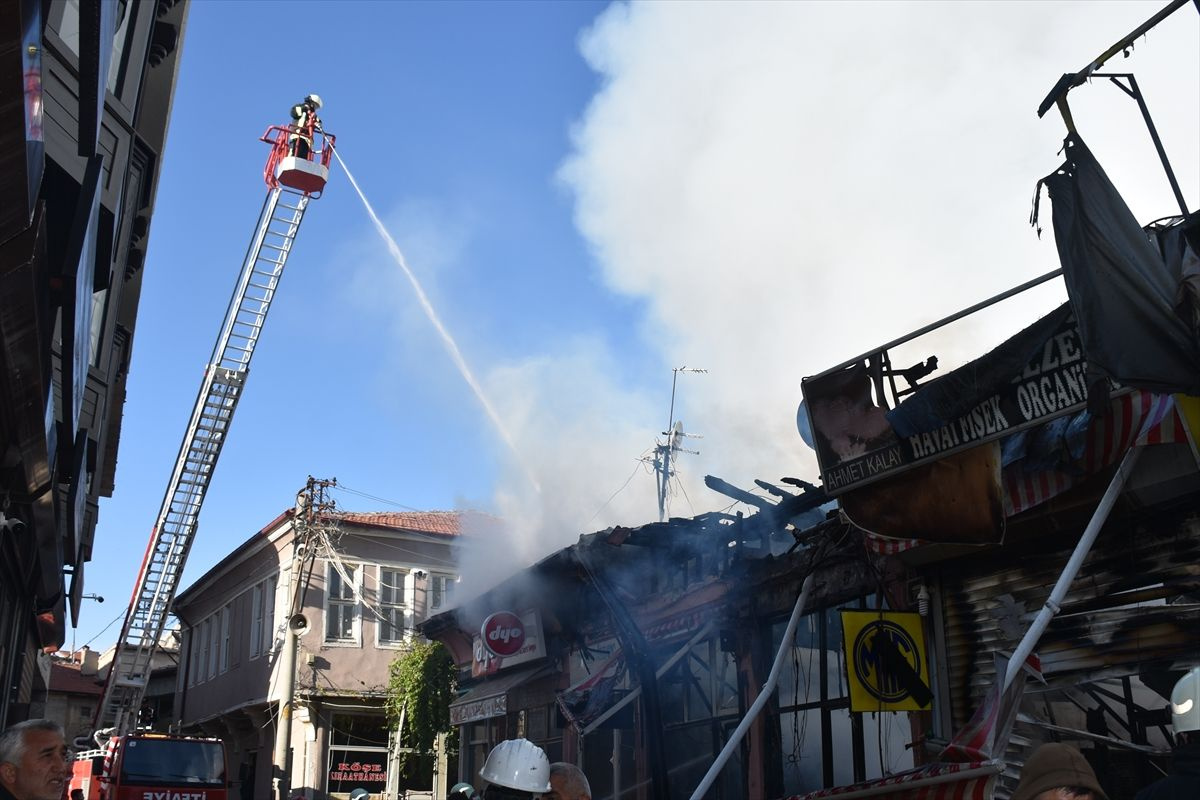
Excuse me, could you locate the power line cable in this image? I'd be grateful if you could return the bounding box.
[590,460,646,522]
[333,483,423,512]
[674,474,696,516]
[81,608,128,650]
[353,535,459,569]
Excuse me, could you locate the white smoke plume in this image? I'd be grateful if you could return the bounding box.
[393,2,1200,591]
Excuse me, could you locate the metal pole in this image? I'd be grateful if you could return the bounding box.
[807,268,1063,381]
[612,729,622,800]
[273,621,298,800]
[1037,0,1191,118]
[688,572,816,800]
[1002,447,1142,691]
[659,441,672,523]
[1121,75,1190,216]
[274,482,314,800]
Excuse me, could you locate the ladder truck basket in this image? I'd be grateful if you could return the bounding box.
[261,123,336,196]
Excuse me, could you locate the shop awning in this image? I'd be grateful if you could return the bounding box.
[449,663,553,726]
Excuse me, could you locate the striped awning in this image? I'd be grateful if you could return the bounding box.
[790,760,1002,800]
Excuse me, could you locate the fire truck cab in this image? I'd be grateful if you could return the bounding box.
[70,733,227,800]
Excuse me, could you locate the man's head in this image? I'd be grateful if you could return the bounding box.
[547,762,591,800]
[1011,743,1108,800]
[0,719,72,800]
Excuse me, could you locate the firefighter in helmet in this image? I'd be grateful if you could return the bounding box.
[1135,666,1200,800]
[288,93,323,160]
[477,739,551,799]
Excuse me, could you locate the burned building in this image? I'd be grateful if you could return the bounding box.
[420,490,940,800]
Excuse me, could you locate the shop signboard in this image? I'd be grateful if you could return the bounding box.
[802,306,1127,496]
[326,747,388,795]
[449,693,506,726]
[472,609,545,678]
[840,610,931,712]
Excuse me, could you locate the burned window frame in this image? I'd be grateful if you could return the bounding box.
[770,593,917,796]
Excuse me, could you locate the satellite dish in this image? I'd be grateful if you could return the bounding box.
[796,401,814,449]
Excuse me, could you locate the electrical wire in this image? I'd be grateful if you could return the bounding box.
[673,474,696,516]
[81,608,128,650]
[590,460,646,522]
[352,534,459,569]
[332,483,423,512]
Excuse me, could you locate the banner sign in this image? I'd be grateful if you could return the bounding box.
[840,611,931,712]
[803,308,1127,496]
[326,747,387,794]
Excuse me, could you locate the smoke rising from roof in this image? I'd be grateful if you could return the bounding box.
[363,2,1200,595]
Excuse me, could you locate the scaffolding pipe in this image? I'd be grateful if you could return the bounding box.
[688,572,816,800]
[1002,446,1142,692]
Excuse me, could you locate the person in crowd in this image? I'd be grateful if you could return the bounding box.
[1011,742,1109,800]
[477,738,551,800]
[1135,666,1200,800]
[0,719,73,800]
[547,762,592,800]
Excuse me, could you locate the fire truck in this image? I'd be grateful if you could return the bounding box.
[69,100,335,799]
[70,733,227,800]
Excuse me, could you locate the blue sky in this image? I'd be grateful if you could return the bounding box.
[72,1,1199,650]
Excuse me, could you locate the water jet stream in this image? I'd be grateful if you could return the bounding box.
[332,148,541,494]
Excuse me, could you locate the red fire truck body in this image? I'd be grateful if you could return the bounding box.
[69,733,227,800]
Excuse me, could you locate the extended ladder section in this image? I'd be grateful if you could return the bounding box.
[97,187,311,733]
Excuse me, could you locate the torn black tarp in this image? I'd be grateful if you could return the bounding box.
[1035,135,1200,396]
[886,304,1073,439]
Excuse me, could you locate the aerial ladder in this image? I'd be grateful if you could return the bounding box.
[93,98,336,736]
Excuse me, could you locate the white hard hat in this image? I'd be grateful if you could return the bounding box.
[1171,666,1200,734]
[478,738,551,794]
[305,93,323,109]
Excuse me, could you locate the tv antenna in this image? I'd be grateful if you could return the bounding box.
[647,367,705,522]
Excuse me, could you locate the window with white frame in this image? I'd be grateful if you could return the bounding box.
[430,574,456,611]
[207,614,219,678]
[262,574,277,655]
[200,618,211,683]
[325,562,359,643]
[220,604,231,673]
[378,567,407,645]
[250,584,263,658]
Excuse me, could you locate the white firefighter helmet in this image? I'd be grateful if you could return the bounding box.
[1171,665,1200,734]
[304,93,323,109]
[478,738,551,794]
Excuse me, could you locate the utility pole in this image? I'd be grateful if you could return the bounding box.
[274,476,337,800]
[650,367,705,522]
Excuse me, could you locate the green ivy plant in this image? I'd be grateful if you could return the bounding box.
[386,640,458,766]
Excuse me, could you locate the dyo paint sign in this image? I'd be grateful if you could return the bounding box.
[472,609,545,677]
[481,611,526,657]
